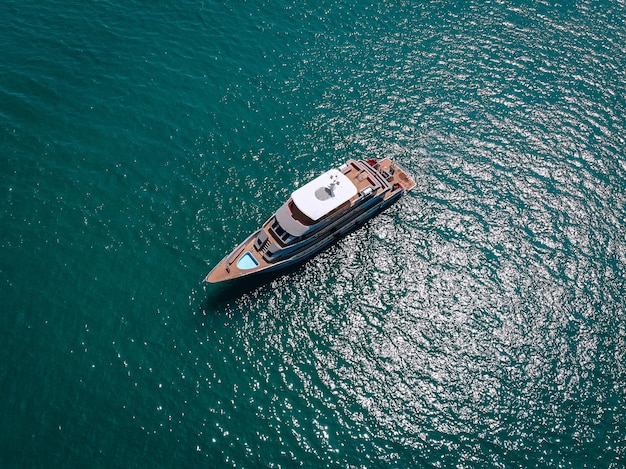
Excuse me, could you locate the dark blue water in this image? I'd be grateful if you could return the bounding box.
[1,1,625,467]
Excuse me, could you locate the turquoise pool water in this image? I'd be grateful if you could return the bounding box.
[236,252,259,270]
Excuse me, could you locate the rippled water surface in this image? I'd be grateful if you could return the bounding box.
[1,0,625,467]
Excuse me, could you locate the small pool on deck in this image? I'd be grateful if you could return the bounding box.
[236,251,259,270]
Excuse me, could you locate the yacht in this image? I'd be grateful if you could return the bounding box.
[205,158,416,283]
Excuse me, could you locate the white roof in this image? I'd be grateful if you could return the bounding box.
[291,169,357,221]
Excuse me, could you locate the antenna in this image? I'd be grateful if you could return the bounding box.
[328,173,340,195]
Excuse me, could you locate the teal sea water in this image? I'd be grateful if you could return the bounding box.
[2,0,625,467]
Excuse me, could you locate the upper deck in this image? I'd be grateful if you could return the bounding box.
[286,158,415,226]
[291,169,358,221]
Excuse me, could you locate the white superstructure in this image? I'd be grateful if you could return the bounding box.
[291,169,357,221]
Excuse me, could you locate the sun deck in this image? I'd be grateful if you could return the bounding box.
[291,169,358,221]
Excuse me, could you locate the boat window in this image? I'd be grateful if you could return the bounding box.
[288,200,315,226]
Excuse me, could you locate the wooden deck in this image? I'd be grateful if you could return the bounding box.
[341,158,416,195]
[377,158,417,191]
